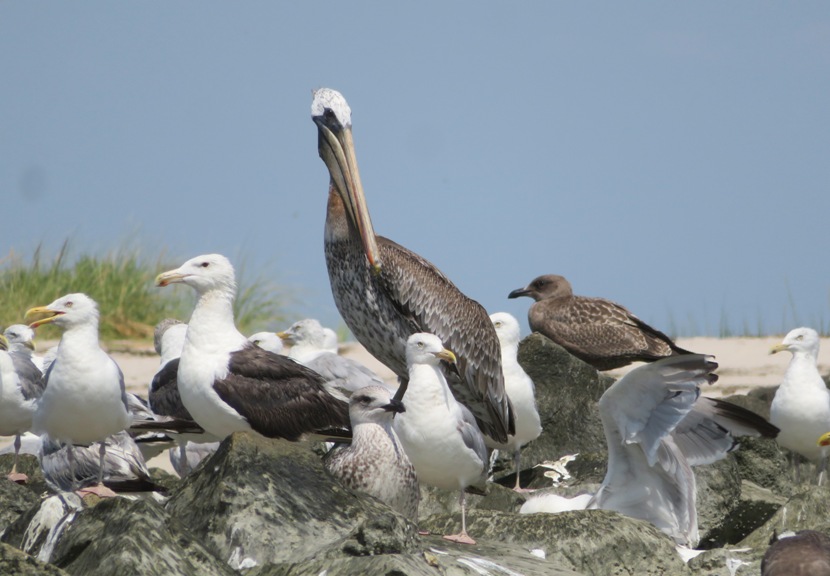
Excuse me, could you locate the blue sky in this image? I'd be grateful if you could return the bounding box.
[2,2,829,337]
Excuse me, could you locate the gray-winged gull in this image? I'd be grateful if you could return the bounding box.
[279,318,390,401]
[486,312,542,491]
[521,354,778,547]
[770,327,830,484]
[0,334,45,482]
[25,293,131,497]
[392,332,487,544]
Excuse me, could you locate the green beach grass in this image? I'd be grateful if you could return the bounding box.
[0,240,290,341]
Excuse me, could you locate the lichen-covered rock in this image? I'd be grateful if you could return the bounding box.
[699,480,785,549]
[0,473,41,535]
[695,457,742,546]
[165,432,419,568]
[421,508,692,575]
[0,542,69,576]
[1,493,83,560]
[251,535,580,576]
[44,496,234,576]
[739,485,830,550]
[0,453,50,497]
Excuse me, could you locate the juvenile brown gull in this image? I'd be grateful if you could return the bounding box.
[312,87,513,443]
[508,274,693,370]
[392,333,488,544]
[762,529,830,576]
[155,254,349,442]
[25,293,131,497]
[324,385,419,521]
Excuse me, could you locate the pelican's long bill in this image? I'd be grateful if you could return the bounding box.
[312,88,381,273]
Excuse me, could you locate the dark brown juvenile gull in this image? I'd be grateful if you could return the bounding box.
[508,274,693,371]
[762,530,830,576]
[155,254,350,443]
[324,385,419,521]
[312,87,513,443]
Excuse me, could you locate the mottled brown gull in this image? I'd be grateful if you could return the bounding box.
[324,385,419,521]
[508,274,693,370]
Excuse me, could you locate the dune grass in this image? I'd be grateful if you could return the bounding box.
[0,240,289,341]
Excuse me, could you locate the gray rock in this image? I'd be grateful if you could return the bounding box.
[165,432,419,568]
[740,485,830,550]
[0,453,50,497]
[422,508,692,575]
[1,493,83,561]
[37,496,233,576]
[695,457,742,547]
[0,474,41,535]
[699,481,786,550]
[252,536,579,576]
[0,541,69,576]
[688,547,760,576]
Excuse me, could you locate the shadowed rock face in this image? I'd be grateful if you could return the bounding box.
[5,496,234,576]
[0,541,69,576]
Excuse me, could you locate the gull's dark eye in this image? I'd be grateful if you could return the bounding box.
[796,334,804,341]
[200,262,210,268]
[354,395,371,405]
[65,301,73,308]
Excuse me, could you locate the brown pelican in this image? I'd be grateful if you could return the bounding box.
[508,274,693,371]
[311,88,513,443]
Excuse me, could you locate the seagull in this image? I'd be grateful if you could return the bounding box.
[40,431,156,493]
[521,354,778,547]
[312,88,513,444]
[4,324,46,372]
[155,254,350,442]
[392,333,488,545]
[148,318,218,476]
[279,318,389,401]
[25,293,131,497]
[762,530,830,576]
[248,332,285,355]
[769,327,830,484]
[324,385,419,521]
[0,334,45,482]
[486,313,542,491]
[508,274,693,370]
